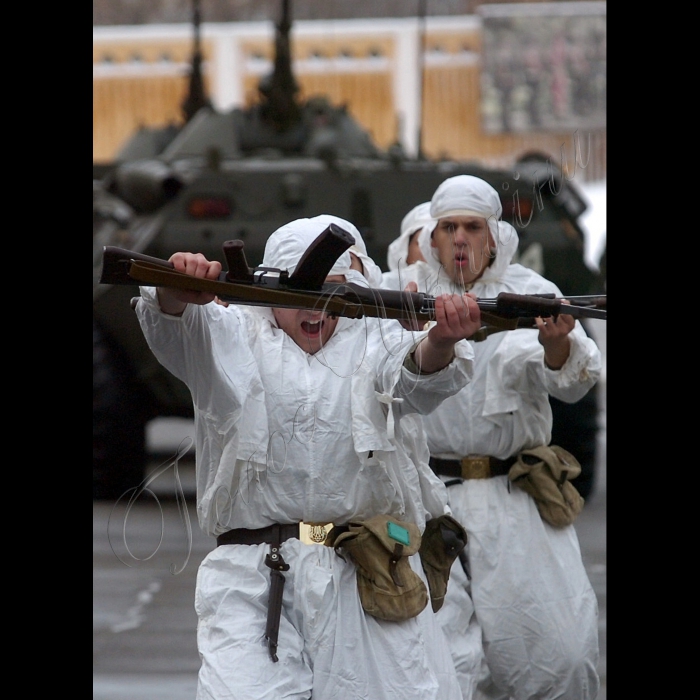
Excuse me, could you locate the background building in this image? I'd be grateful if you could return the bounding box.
[93,0,606,179]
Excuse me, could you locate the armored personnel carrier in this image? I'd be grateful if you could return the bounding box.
[93,0,603,500]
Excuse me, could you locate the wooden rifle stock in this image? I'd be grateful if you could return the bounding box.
[99,227,606,335]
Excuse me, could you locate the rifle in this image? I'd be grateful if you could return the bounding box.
[99,223,606,339]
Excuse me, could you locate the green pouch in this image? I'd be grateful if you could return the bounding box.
[418,514,468,612]
[508,445,585,527]
[327,514,428,622]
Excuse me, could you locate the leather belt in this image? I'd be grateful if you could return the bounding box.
[429,455,517,480]
[216,522,334,547]
[216,521,332,663]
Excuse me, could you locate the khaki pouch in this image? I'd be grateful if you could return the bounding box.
[418,514,468,612]
[326,514,428,622]
[508,445,585,527]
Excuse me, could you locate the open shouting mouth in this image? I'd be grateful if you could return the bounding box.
[455,249,469,268]
[301,319,324,338]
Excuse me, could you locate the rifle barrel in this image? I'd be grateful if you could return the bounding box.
[404,294,606,321]
[100,246,606,324]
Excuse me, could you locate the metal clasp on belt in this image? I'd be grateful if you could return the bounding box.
[460,455,491,480]
[299,522,333,544]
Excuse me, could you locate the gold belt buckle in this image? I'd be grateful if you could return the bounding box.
[460,455,491,479]
[299,522,333,545]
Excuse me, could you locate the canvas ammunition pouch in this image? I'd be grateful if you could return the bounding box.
[418,514,468,612]
[326,514,428,622]
[508,445,585,528]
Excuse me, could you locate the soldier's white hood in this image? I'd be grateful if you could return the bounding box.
[418,175,520,282]
[386,202,434,272]
[263,215,353,277]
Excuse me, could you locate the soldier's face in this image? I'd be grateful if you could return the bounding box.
[431,216,494,287]
[272,275,344,354]
[406,229,426,265]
